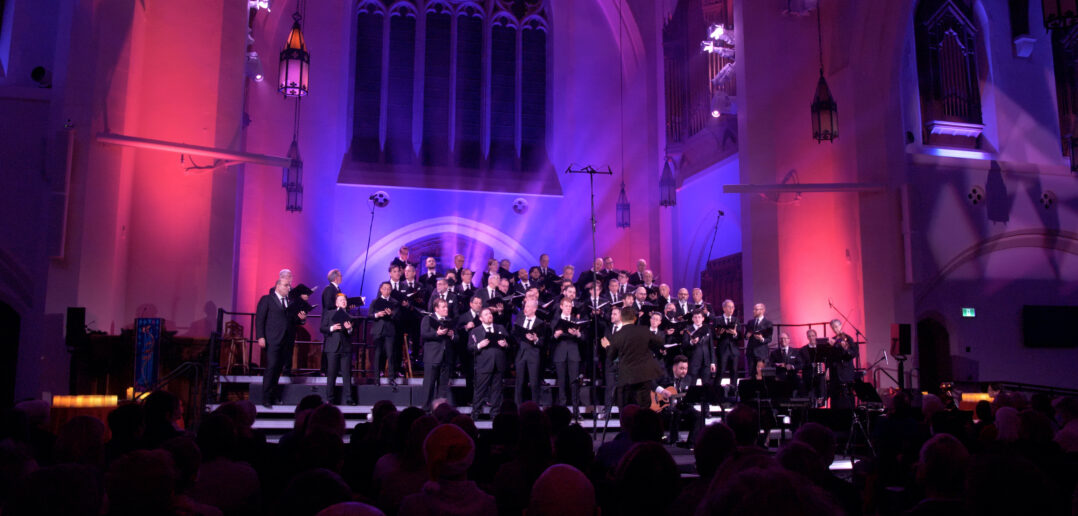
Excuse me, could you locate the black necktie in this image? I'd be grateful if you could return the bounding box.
[526,319,532,330]
[281,296,287,309]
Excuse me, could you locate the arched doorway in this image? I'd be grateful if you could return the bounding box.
[916,315,952,394]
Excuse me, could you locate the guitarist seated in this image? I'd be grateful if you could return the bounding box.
[653,355,703,447]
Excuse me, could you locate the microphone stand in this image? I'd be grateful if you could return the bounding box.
[565,165,612,428]
[704,211,724,266]
[358,200,377,308]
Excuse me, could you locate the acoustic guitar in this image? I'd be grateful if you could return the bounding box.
[649,386,683,412]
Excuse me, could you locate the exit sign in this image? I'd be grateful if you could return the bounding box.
[962,307,976,318]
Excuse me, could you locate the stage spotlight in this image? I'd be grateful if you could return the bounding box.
[31,66,52,88]
[512,197,529,214]
[369,190,390,208]
[246,51,264,82]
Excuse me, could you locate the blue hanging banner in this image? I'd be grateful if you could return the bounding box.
[134,318,163,393]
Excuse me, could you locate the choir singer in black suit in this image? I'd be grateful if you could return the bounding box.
[322,269,342,313]
[468,308,509,418]
[601,306,665,408]
[744,303,773,376]
[552,297,584,415]
[420,298,454,409]
[714,299,742,390]
[369,282,400,386]
[320,293,357,405]
[256,278,306,408]
[683,311,715,388]
[512,299,547,406]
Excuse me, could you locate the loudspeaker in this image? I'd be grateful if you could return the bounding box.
[65,307,86,350]
[891,323,911,356]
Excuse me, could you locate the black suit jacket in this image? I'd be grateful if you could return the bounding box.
[368,297,399,338]
[606,325,665,386]
[428,290,458,319]
[256,293,298,346]
[468,324,509,372]
[713,313,743,353]
[420,315,454,365]
[420,270,439,289]
[512,317,548,360]
[322,283,342,315]
[744,317,774,360]
[682,325,715,365]
[476,287,502,307]
[769,346,801,381]
[320,308,353,353]
[798,344,831,375]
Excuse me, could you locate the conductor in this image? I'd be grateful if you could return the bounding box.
[601,306,665,408]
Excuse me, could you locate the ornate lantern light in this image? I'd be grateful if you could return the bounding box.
[278,10,310,97]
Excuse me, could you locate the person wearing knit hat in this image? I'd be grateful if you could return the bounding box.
[398,424,496,516]
[527,464,598,516]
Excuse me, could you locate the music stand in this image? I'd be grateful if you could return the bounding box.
[843,380,879,457]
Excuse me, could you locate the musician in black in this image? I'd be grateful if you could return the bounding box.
[655,355,702,446]
[798,328,829,407]
[631,287,653,324]
[606,277,622,306]
[512,299,547,406]
[682,311,715,390]
[476,272,502,307]
[552,297,584,415]
[713,299,742,391]
[420,298,455,409]
[492,277,515,328]
[369,281,401,386]
[576,258,606,294]
[601,307,665,408]
[390,246,415,271]
[769,332,802,385]
[600,306,625,415]
[450,254,466,282]
[655,284,671,309]
[427,278,458,319]
[647,311,673,366]
[256,278,306,408]
[454,296,483,385]
[320,293,356,405]
[691,288,714,324]
[673,288,692,318]
[743,303,773,376]
[537,253,558,289]
[580,282,609,377]
[827,319,857,409]
[457,268,476,300]
[468,308,509,418]
[420,257,440,288]
[322,269,343,314]
[617,271,631,297]
[629,259,648,286]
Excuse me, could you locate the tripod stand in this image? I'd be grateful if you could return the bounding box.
[842,382,879,457]
[565,165,612,429]
[844,406,876,457]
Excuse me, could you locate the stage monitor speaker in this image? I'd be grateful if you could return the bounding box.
[890,323,911,356]
[65,307,86,350]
